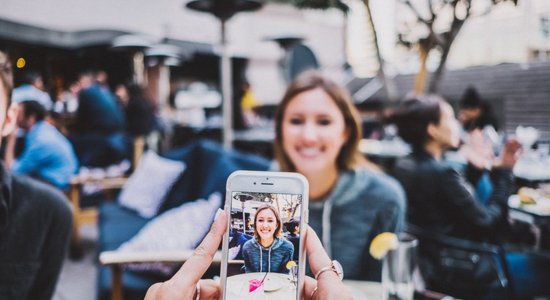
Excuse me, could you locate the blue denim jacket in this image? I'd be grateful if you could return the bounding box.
[242,237,294,274]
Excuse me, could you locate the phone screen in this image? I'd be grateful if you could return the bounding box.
[224,191,303,299]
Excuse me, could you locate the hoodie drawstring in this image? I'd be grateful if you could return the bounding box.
[259,242,273,273]
[268,247,272,273]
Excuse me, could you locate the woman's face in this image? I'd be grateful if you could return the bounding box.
[255,208,278,241]
[281,88,349,176]
[430,102,461,149]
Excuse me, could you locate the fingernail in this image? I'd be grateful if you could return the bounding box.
[214,208,223,220]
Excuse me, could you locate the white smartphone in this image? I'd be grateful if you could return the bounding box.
[220,170,309,300]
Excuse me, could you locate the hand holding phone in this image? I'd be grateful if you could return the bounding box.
[221,171,309,300]
[144,211,353,300]
[145,171,352,300]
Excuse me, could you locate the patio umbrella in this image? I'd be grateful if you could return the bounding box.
[186,0,263,149]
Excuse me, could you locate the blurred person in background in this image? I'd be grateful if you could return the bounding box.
[457,86,501,205]
[11,70,53,111]
[4,100,78,190]
[0,50,72,300]
[459,86,499,133]
[114,83,156,138]
[285,217,301,262]
[390,95,550,298]
[53,80,80,115]
[71,70,128,167]
[273,70,405,281]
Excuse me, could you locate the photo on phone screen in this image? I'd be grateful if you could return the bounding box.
[224,191,303,299]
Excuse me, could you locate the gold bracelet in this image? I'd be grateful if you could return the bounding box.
[314,260,344,281]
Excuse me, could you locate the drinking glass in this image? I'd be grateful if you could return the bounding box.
[290,265,298,286]
[382,234,418,300]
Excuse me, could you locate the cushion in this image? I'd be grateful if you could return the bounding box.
[159,139,270,213]
[117,192,222,253]
[99,202,152,251]
[118,151,185,218]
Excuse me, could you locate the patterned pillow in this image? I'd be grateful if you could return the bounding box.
[118,151,185,218]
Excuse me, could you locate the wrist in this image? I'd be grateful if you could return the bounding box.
[314,260,344,281]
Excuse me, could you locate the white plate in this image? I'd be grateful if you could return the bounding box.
[263,275,284,292]
[509,195,550,216]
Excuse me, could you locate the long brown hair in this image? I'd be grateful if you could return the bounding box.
[274,70,374,172]
[253,204,283,241]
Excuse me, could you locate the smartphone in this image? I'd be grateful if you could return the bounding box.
[221,170,309,300]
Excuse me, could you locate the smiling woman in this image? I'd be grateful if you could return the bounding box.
[272,71,406,281]
[242,204,294,274]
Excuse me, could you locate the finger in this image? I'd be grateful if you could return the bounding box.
[304,226,331,276]
[302,276,317,300]
[172,210,227,287]
[198,279,220,300]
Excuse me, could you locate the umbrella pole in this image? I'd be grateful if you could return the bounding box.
[220,19,233,149]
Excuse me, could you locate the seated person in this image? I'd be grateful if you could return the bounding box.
[0,51,73,300]
[458,86,499,133]
[4,100,79,190]
[242,204,294,274]
[390,96,517,241]
[11,70,53,111]
[272,71,405,281]
[457,86,500,203]
[228,228,252,260]
[71,71,128,167]
[389,95,549,298]
[285,217,300,262]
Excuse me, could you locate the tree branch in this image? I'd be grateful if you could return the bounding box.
[401,0,431,25]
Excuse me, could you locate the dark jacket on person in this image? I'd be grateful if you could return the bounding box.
[242,237,294,274]
[125,93,155,137]
[390,151,512,242]
[77,84,124,134]
[0,163,72,300]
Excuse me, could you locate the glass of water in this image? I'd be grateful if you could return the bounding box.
[382,234,418,300]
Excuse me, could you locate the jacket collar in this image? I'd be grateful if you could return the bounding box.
[411,149,437,161]
[0,163,13,229]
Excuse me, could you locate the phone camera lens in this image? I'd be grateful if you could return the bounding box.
[253,182,256,185]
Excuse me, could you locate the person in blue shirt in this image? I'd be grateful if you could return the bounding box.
[11,71,53,111]
[4,100,79,190]
[242,204,294,274]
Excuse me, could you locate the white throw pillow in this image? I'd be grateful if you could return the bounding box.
[118,151,186,218]
[118,192,222,252]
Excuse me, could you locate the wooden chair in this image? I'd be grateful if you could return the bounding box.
[99,250,223,300]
